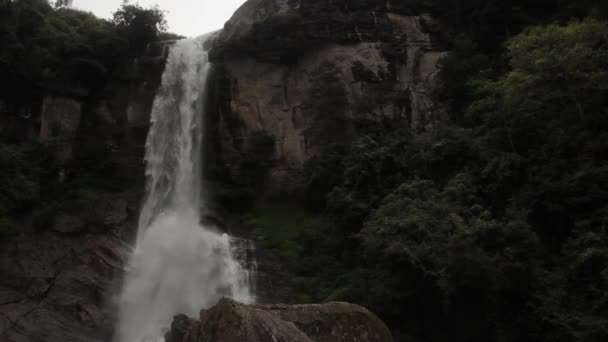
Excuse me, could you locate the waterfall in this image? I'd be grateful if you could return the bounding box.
[115,34,253,342]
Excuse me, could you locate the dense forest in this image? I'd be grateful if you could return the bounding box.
[1,0,608,341]
[246,1,608,341]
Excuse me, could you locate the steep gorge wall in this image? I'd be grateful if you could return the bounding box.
[209,0,448,191]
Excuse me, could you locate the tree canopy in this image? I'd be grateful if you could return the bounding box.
[0,0,173,106]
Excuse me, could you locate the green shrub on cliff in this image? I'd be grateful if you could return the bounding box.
[0,144,41,211]
[0,143,43,235]
[0,0,174,105]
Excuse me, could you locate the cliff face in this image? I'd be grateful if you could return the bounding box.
[0,42,167,342]
[210,0,447,190]
[0,229,131,342]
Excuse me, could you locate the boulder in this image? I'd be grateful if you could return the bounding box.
[181,298,393,342]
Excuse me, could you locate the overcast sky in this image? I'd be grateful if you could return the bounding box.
[74,0,247,37]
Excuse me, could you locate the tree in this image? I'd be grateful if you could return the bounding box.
[54,0,73,8]
[356,175,540,341]
[112,3,167,54]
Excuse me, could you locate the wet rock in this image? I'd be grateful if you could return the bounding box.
[352,61,383,83]
[39,97,82,143]
[94,199,128,227]
[53,215,87,234]
[0,233,132,342]
[182,298,393,342]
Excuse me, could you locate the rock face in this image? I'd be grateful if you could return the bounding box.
[179,298,393,342]
[39,97,82,142]
[0,41,158,342]
[210,0,447,190]
[52,198,129,235]
[39,97,82,164]
[0,39,165,174]
[0,231,132,342]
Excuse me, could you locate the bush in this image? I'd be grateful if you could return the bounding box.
[0,144,41,212]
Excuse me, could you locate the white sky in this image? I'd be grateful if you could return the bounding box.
[74,0,247,37]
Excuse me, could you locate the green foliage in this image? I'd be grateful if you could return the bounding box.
[53,0,72,8]
[0,2,176,234]
[0,143,43,235]
[469,19,608,246]
[249,202,324,259]
[303,121,412,214]
[487,19,607,128]
[0,144,41,211]
[158,32,185,41]
[112,3,167,54]
[0,0,175,105]
[248,202,339,302]
[30,202,59,232]
[0,216,19,237]
[276,16,608,342]
[436,36,492,120]
[0,138,131,233]
[358,177,539,341]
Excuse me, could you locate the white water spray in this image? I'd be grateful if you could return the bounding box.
[115,35,253,342]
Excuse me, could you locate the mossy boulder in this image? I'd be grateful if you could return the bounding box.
[182,298,393,342]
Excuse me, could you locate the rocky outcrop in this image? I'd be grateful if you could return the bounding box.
[210,0,448,190]
[175,298,392,342]
[0,230,132,342]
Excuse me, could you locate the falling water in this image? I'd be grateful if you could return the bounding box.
[115,34,253,342]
